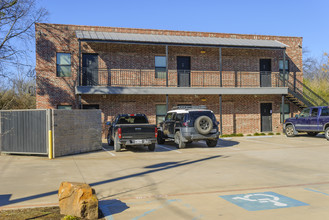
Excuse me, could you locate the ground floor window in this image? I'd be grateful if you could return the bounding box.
[280,103,290,122]
[156,104,166,125]
[57,105,72,109]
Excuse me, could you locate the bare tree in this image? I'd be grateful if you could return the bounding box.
[0,0,47,77]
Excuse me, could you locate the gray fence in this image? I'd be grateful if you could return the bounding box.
[0,110,48,155]
[0,109,102,157]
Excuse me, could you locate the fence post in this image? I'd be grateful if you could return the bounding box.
[47,109,53,159]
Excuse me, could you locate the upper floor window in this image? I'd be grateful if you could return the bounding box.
[155,56,166,79]
[57,53,71,77]
[279,60,289,73]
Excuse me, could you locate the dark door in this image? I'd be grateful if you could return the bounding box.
[261,103,272,132]
[260,59,271,87]
[177,56,191,87]
[82,54,98,86]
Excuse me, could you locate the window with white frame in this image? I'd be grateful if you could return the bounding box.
[57,53,71,77]
[280,103,290,122]
[155,56,166,79]
[156,104,167,125]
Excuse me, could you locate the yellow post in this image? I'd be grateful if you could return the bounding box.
[48,130,53,159]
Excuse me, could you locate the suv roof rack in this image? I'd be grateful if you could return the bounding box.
[172,105,208,110]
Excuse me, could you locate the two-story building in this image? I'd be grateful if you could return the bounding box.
[35,23,307,135]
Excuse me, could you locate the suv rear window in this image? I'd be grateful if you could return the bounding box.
[187,111,216,123]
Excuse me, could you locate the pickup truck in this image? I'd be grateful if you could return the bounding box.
[106,114,157,152]
[284,106,329,140]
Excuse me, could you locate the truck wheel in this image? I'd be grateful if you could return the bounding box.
[206,139,218,147]
[307,132,319,137]
[157,130,165,144]
[285,125,295,137]
[114,133,121,152]
[325,127,329,141]
[174,131,186,149]
[195,116,213,135]
[148,143,156,151]
[107,134,114,146]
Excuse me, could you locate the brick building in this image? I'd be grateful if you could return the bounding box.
[35,23,306,135]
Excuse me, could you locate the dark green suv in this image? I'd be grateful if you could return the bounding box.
[157,106,220,148]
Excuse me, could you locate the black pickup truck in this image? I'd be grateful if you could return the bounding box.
[106,114,157,152]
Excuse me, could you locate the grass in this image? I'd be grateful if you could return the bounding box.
[221,133,244,137]
[0,207,65,220]
[276,132,281,135]
[268,132,274,135]
[0,207,105,220]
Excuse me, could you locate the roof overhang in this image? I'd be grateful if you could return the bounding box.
[75,30,287,49]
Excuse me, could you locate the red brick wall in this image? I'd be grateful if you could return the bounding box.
[35,23,303,134]
[80,94,295,135]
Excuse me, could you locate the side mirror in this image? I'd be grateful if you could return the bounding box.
[295,114,299,118]
[216,121,219,125]
[106,121,111,126]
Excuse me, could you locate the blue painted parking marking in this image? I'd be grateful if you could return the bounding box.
[220,191,309,211]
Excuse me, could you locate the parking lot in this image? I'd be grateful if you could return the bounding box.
[1,134,329,219]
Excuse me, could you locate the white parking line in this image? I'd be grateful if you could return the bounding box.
[102,147,116,156]
[157,145,182,153]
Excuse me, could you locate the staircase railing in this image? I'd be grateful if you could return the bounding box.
[286,73,328,107]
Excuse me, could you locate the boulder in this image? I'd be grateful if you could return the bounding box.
[58,182,98,219]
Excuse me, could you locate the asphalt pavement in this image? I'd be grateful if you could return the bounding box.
[1,134,329,219]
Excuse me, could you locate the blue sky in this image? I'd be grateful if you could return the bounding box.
[38,0,328,59]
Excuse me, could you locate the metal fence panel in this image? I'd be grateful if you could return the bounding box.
[0,110,47,154]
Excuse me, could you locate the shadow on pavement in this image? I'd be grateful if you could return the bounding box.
[0,155,224,208]
[99,199,129,217]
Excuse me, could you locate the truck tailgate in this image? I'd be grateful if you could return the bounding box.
[119,124,156,139]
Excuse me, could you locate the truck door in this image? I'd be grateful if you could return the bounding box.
[319,107,329,130]
[295,108,310,131]
[309,108,320,131]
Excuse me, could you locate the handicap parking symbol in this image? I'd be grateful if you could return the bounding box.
[220,191,308,211]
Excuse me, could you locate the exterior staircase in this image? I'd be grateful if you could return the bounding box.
[285,74,328,109]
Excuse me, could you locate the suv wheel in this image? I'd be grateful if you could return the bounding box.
[157,130,165,144]
[114,133,122,152]
[195,116,213,135]
[206,139,218,147]
[174,131,186,149]
[325,127,329,141]
[285,125,295,137]
[107,134,114,146]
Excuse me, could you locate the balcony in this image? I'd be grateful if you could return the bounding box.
[76,68,290,95]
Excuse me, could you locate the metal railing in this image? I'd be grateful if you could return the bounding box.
[286,72,328,107]
[80,68,286,88]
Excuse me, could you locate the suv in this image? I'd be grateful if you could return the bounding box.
[157,106,220,148]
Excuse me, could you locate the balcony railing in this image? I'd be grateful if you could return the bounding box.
[80,68,291,88]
